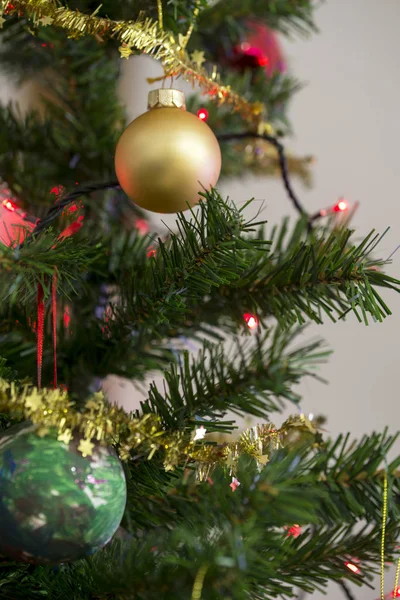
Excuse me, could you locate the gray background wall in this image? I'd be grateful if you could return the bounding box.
[1,1,399,597]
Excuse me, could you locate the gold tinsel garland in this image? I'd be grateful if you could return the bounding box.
[0,380,320,475]
[3,0,264,125]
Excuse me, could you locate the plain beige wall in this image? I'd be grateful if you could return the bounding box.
[1,1,399,597]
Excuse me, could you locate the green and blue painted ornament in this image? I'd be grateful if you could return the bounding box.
[0,423,127,564]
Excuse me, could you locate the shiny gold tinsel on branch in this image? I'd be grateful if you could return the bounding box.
[0,380,320,474]
[7,0,264,125]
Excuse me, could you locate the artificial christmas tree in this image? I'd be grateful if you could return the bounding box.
[0,1,399,599]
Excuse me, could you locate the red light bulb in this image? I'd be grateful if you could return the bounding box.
[197,108,209,121]
[135,218,149,235]
[50,185,65,198]
[345,562,360,574]
[63,306,71,330]
[243,313,258,330]
[334,199,348,212]
[258,56,269,67]
[286,524,302,538]
[2,199,16,212]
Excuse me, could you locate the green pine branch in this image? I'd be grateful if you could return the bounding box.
[118,192,269,329]
[2,194,398,391]
[308,430,400,525]
[0,231,102,305]
[197,214,400,329]
[197,0,317,38]
[141,326,328,428]
[0,358,17,383]
[117,197,400,332]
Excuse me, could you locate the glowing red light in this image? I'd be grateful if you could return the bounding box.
[236,41,269,67]
[135,218,149,235]
[393,588,400,598]
[58,215,84,240]
[50,185,64,196]
[243,313,259,330]
[334,199,348,213]
[345,562,360,574]
[63,306,71,330]
[2,199,17,212]
[147,247,157,258]
[197,108,209,121]
[258,56,269,67]
[286,524,302,538]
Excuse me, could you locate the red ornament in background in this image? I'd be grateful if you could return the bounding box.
[0,190,37,246]
[229,21,286,76]
[0,186,88,247]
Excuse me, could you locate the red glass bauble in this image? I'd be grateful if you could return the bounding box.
[229,21,286,76]
[0,191,36,246]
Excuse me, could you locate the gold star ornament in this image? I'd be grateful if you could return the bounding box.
[58,429,73,446]
[25,392,44,412]
[191,50,206,69]
[0,15,6,28]
[78,438,95,457]
[39,15,54,27]
[119,45,133,60]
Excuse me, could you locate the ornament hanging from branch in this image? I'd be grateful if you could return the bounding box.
[115,89,221,213]
[226,21,286,76]
[0,189,37,246]
[0,422,126,564]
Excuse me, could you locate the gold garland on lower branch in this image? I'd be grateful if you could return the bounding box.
[0,380,320,473]
[4,0,264,125]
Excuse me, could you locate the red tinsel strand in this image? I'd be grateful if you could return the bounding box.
[52,273,58,388]
[37,283,45,390]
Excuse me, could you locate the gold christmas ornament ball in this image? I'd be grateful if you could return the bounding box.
[115,89,221,213]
